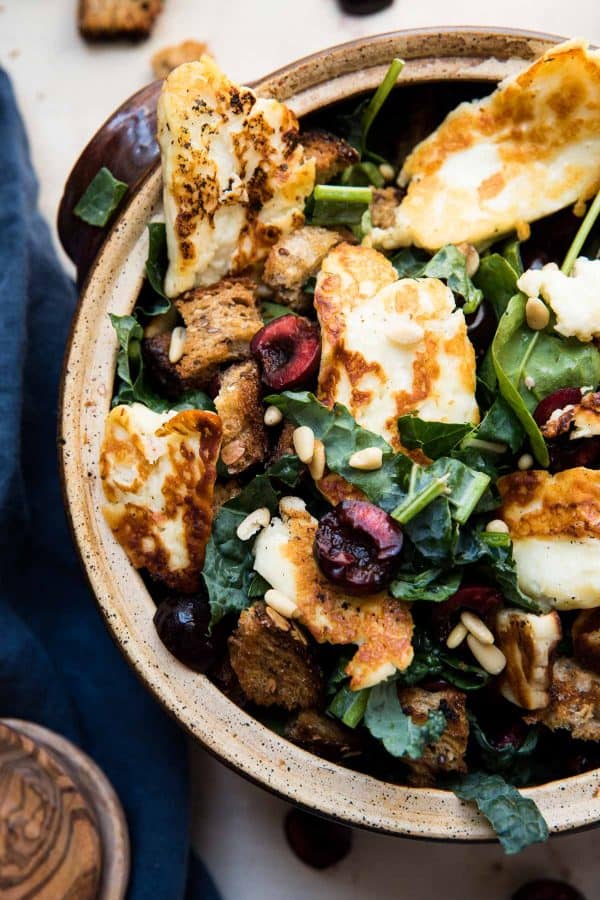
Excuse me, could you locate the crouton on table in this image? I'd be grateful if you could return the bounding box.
[79,0,163,41]
[228,602,323,710]
[397,685,469,786]
[151,41,210,79]
[214,360,267,474]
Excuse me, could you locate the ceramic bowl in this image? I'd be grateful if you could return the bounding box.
[59,28,600,839]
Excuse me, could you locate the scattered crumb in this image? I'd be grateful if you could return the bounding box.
[8,48,21,59]
[151,40,211,79]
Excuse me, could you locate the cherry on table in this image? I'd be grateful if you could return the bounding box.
[284,808,352,869]
[512,879,586,900]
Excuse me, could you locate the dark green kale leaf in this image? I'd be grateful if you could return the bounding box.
[469,715,539,786]
[260,300,297,323]
[397,417,473,460]
[451,772,548,854]
[475,396,525,454]
[337,58,404,162]
[364,680,446,759]
[73,166,128,227]
[391,244,483,313]
[109,313,214,413]
[203,456,302,625]
[398,628,490,692]
[390,568,461,603]
[473,252,520,320]
[327,684,370,728]
[137,222,170,314]
[454,529,539,613]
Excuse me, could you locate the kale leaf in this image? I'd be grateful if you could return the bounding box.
[328,684,370,728]
[137,222,170,314]
[73,166,128,227]
[390,568,461,603]
[364,680,446,759]
[397,417,473,460]
[391,244,483,313]
[261,300,297,323]
[451,772,548,854]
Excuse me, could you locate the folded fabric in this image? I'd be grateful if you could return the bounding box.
[0,68,219,900]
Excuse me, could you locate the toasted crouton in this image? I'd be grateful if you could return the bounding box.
[228,602,323,710]
[573,609,600,675]
[214,361,267,474]
[284,709,364,762]
[151,41,210,79]
[301,130,359,184]
[79,0,162,41]
[527,657,600,741]
[174,278,262,388]
[397,686,469,786]
[262,226,345,312]
[370,187,406,229]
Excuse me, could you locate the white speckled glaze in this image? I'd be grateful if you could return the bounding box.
[59,28,600,839]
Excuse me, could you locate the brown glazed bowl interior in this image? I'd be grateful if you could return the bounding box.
[59,28,600,839]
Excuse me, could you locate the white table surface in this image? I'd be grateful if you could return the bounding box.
[3,2,600,897]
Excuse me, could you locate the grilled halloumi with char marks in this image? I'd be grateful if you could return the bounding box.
[495,609,562,710]
[252,497,414,690]
[100,403,222,592]
[499,468,600,610]
[315,243,479,452]
[368,40,600,253]
[158,56,315,297]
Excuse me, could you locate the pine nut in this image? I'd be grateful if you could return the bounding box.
[524,375,536,390]
[348,447,383,471]
[466,634,506,675]
[293,426,315,463]
[388,320,425,346]
[309,439,326,481]
[379,162,395,183]
[517,452,534,471]
[525,297,550,331]
[168,326,187,363]
[264,405,283,426]
[461,610,494,645]
[457,242,480,278]
[236,507,271,541]
[265,588,299,619]
[485,518,509,534]
[446,621,468,649]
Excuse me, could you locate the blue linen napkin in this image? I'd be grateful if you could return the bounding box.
[0,68,220,900]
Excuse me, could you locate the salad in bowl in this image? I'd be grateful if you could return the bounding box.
[84,38,600,852]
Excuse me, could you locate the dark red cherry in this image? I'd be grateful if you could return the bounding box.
[314,500,403,594]
[533,388,582,427]
[284,809,352,869]
[512,880,586,900]
[549,435,600,473]
[153,592,221,672]
[431,584,503,642]
[251,314,321,390]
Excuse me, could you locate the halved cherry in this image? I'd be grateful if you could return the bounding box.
[251,314,321,390]
[533,388,582,427]
[431,584,503,642]
[549,435,600,472]
[314,500,403,594]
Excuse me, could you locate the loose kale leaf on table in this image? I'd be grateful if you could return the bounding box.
[364,680,446,760]
[73,166,128,227]
[451,771,548,854]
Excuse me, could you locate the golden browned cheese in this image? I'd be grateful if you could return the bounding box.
[368,41,600,251]
[100,404,222,592]
[498,468,600,539]
[253,500,413,690]
[397,686,469,787]
[526,657,600,741]
[315,242,478,453]
[495,609,562,710]
[314,471,368,506]
[158,56,315,297]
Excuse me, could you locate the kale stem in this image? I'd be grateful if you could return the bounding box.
[362,58,405,147]
[561,187,600,275]
[391,474,450,524]
[313,184,373,204]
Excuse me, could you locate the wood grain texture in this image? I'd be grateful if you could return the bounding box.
[0,722,101,899]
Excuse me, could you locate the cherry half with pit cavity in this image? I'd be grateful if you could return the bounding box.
[533,388,582,427]
[251,314,321,391]
[314,500,404,594]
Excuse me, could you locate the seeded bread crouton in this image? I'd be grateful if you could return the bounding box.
[284,709,364,762]
[214,361,267,474]
[526,657,600,741]
[301,130,359,184]
[370,187,405,229]
[151,40,210,79]
[174,278,262,389]
[228,602,323,710]
[573,610,600,675]
[397,686,469,786]
[262,226,345,312]
[79,0,163,41]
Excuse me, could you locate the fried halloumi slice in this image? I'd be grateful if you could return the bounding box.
[158,55,315,297]
[252,497,414,690]
[315,243,479,452]
[495,609,562,710]
[100,403,222,592]
[498,468,600,610]
[368,40,600,252]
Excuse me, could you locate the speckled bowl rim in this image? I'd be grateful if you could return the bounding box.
[59,27,600,840]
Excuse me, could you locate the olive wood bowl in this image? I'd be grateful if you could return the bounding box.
[59,27,600,840]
